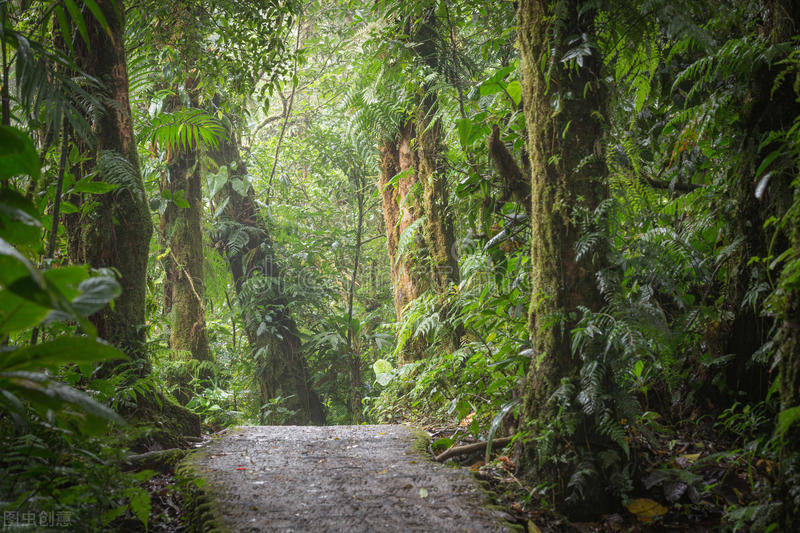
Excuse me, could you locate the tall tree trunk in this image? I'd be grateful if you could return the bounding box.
[378,5,461,362]
[778,186,800,529]
[763,1,800,527]
[417,93,460,292]
[378,98,460,363]
[379,120,427,321]
[211,131,325,425]
[346,174,365,422]
[69,0,153,367]
[516,0,608,492]
[159,91,211,362]
[722,0,800,400]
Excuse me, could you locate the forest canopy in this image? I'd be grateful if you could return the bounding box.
[1,0,799,530]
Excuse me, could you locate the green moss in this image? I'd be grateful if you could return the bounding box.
[175,451,228,533]
[408,427,433,459]
[118,389,201,451]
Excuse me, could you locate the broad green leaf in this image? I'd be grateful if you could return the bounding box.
[59,200,79,214]
[0,237,44,288]
[43,265,91,301]
[375,372,392,386]
[208,165,229,198]
[172,190,190,209]
[456,117,473,147]
[478,65,515,96]
[0,370,125,427]
[62,0,90,49]
[213,197,230,219]
[506,80,522,106]
[45,274,120,323]
[0,191,43,249]
[778,405,800,435]
[0,290,49,336]
[3,272,99,338]
[479,80,505,96]
[72,179,119,194]
[485,398,519,463]
[231,178,250,197]
[373,359,394,386]
[373,359,393,375]
[1,336,125,372]
[5,276,59,311]
[0,126,40,181]
[69,276,122,316]
[432,437,454,451]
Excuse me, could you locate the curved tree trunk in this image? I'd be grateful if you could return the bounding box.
[763,1,800,527]
[211,131,325,425]
[722,0,800,401]
[68,0,153,367]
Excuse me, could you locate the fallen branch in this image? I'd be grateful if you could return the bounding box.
[123,448,188,473]
[435,437,512,462]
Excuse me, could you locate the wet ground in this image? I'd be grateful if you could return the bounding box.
[188,424,510,532]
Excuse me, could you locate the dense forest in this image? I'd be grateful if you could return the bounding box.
[1,0,799,531]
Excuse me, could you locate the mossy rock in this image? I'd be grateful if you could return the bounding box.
[119,389,201,452]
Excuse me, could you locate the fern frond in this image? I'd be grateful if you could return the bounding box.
[144,108,227,152]
[97,150,142,195]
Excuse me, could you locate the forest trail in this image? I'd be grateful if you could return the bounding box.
[188,425,510,532]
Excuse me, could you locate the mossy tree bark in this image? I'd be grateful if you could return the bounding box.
[378,95,460,363]
[211,130,325,425]
[417,93,460,294]
[764,2,800,526]
[68,0,153,367]
[516,0,608,491]
[379,121,426,322]
[721,0,800,401]
[378,5,460,362]
[778,195,800,529]
[159,90,211,363]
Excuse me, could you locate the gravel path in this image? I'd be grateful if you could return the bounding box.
[188,424,510,532]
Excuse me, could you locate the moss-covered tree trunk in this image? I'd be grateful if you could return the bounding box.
[378,96,460,363]
[778,192,800,529]
[378,4,459,354]
[722,0,800,401]
[68,0,153,366]
[379,121,427,321]
[767,2,800,527]
[159,92,211,362]
[418,93,460,293]
[516,0,608,482]
[211,131,325,425]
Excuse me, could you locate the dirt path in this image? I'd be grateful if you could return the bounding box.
[187,424,510,532]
